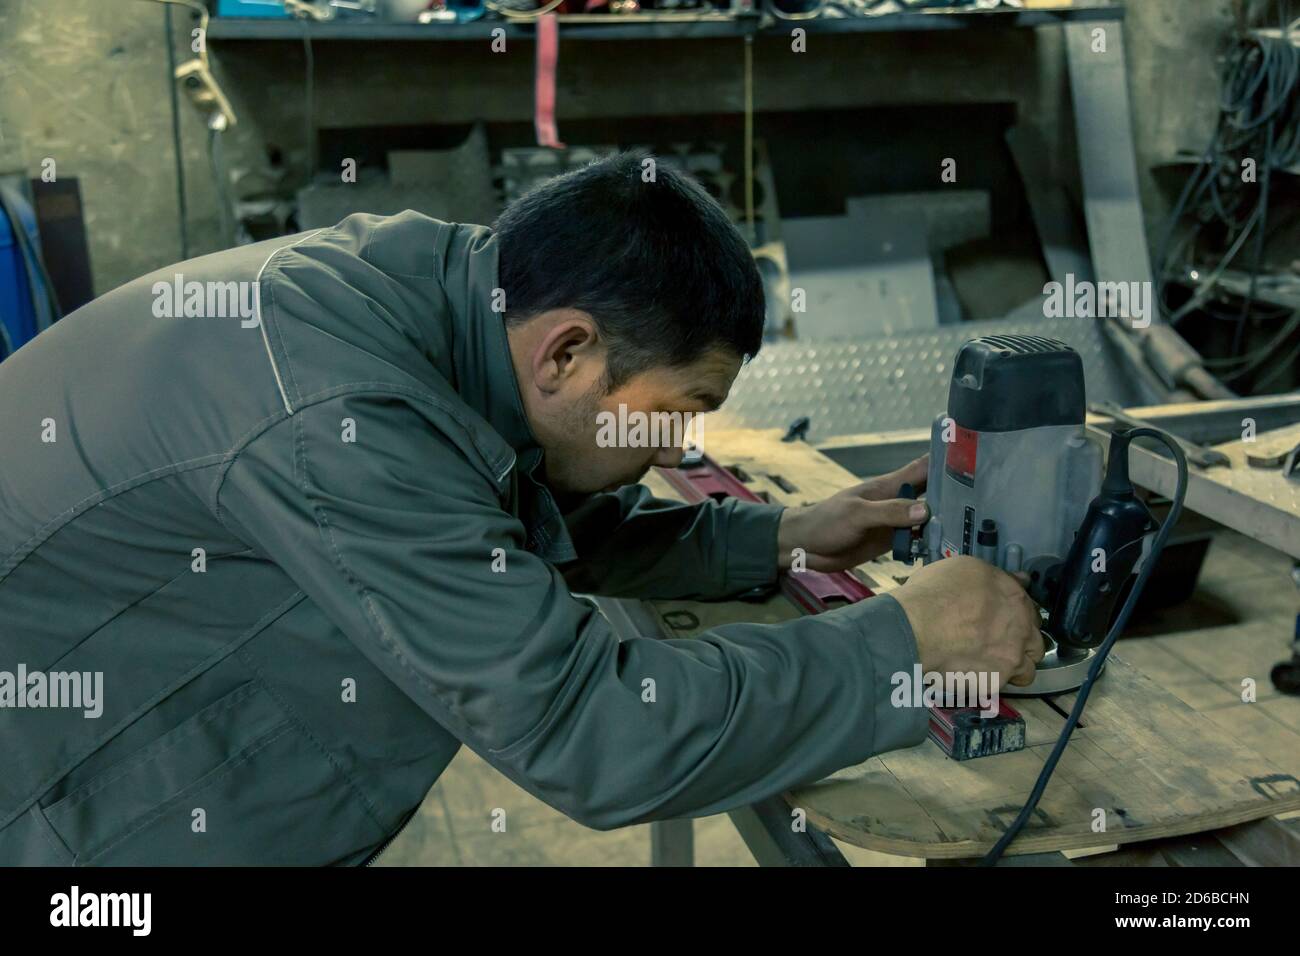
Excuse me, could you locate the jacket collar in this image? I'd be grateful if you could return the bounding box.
[438,224,540,468]
[436,222,577,562]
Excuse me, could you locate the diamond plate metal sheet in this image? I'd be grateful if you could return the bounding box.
[710,318,1146,440]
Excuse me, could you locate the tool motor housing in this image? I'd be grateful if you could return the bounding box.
[923,336,1104,590]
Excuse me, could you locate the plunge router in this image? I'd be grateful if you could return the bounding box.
[894,335,1167,697]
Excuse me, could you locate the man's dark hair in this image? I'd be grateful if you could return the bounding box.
[494,151,766,390]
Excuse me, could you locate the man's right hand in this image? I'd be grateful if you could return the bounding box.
[890,556,1046,687]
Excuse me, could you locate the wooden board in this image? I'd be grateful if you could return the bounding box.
[646,427,1300,859]
[794,657,1300,859]
[1092,422,1300,559]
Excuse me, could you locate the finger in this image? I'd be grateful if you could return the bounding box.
[1024,624,1047,663]
[993,570,1030,599]
[880,456,929,497]
[1011,652,1040,686]
[1015,593,1044,654]
[851,456,930,501]
[860,497,930,529]
[887,455,929,488]
[1007,652,1038,687]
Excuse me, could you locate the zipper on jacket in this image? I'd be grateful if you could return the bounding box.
[363,806,420,867]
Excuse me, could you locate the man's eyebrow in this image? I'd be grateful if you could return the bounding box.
[689,390,726,411]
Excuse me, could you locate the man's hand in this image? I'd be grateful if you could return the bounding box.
[891,556,1046,687]
[776,456,930,572]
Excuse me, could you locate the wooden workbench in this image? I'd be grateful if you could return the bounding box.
[642,428,1300,862]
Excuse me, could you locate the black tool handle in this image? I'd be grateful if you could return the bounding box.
[1048,431,1156,651]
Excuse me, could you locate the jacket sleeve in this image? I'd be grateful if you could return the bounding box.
[558,484,785,601]
[215,393,929,830]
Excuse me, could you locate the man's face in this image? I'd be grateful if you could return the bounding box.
[508,310,742,497]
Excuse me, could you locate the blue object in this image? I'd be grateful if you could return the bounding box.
[215,0,290,17]
[447,0,486,22]
[0,194,44,360]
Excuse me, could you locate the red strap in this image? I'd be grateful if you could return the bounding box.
[534,14,565,149]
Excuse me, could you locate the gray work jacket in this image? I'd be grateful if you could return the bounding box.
[0,212,926,865]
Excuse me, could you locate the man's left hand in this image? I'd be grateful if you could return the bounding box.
[775,456,930,572]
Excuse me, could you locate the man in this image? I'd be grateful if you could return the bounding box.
[0,153,1042,865]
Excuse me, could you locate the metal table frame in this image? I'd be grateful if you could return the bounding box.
[596,595,852,866]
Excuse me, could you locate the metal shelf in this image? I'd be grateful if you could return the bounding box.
[206,5,1123,42]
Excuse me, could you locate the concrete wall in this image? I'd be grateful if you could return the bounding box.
[0,0,1235,297]
[0,0,224,294]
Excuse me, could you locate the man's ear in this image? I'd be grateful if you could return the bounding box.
[530,309,600,395]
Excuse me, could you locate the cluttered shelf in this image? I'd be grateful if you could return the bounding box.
[205,4,1123,42]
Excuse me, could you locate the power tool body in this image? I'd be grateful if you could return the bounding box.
[895,335,1162,696]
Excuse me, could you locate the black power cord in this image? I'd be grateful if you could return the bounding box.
[980,429,1190,866]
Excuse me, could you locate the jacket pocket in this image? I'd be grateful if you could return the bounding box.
[42,681,290,863]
